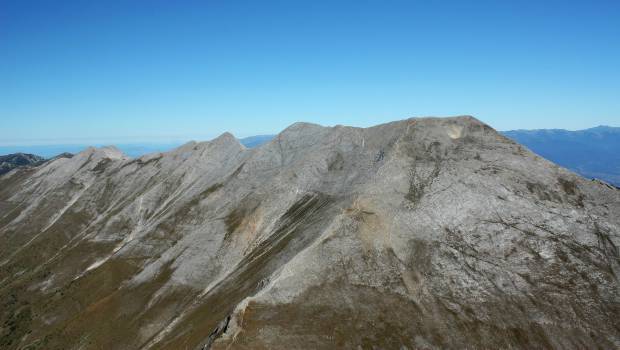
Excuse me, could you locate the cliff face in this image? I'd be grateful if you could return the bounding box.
[0,116,618,350]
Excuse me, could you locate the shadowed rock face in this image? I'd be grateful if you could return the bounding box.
[0,116,618,350]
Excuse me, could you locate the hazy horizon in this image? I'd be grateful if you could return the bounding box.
[1,121,618,149]
[1,123,618,159]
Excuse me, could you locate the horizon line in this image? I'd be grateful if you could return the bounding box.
[1,124,618,147]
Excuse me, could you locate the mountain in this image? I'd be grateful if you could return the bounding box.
[1,116,618,349]
[502,126,620,186]
[0,136,272,160]
[0,152,73,176]
[0,153,45,176]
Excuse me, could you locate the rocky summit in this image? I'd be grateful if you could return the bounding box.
[0,116,618,350]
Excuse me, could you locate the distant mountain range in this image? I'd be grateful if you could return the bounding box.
[238,134,276,148]
[0,153,44,176]
[0,136,275,159]
[0,152,73,176]
[1,126,618,186]
[501,126,620,186]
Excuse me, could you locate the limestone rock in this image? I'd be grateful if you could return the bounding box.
[0,116,618,350]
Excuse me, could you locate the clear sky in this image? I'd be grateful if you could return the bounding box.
[1,0,619,145]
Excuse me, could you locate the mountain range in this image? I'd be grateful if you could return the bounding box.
[0,153,45,176]
[503,126,620,186]
[3,127,618,188]
[0,153,72,176]
[1,116,618,349]
[0,136,278,159]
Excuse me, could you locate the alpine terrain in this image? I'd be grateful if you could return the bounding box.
[0,153,45,176]
[0,116,618,349]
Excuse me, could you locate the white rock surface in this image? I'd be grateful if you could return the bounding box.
[0,116,618,350]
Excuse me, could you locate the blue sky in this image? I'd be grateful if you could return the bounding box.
[1,0,619,145]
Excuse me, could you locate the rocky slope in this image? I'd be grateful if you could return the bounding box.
[0,153,45,176]
[0,116,618,350]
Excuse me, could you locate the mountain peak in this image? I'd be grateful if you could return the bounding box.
[212,131,242,147]
[77,145,127,160]
[280,121,326,135]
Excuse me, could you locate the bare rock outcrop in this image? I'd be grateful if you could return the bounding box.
[0,116,618,349]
